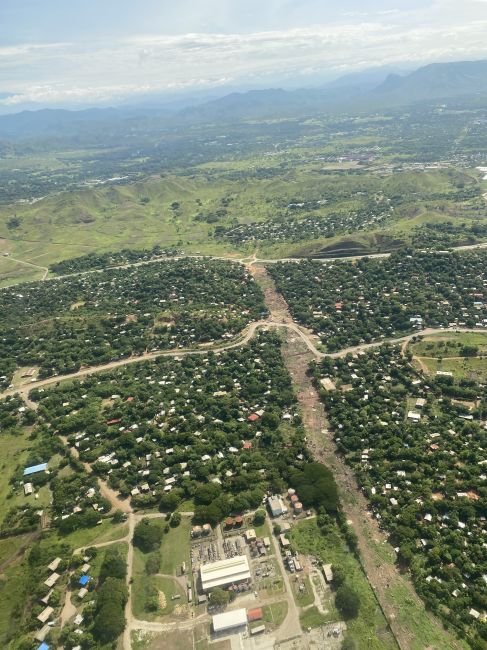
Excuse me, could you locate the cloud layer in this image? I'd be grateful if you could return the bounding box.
[1,1,487,109]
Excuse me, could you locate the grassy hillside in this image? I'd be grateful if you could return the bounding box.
[0,158,486,286]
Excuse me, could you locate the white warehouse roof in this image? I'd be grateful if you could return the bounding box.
[200,555,251,591]
[212,608,248,633]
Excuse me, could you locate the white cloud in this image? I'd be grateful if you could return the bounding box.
[2,7,487,108]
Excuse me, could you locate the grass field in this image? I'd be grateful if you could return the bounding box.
[0,427,53,525]
[290,520,397,650]
[299,605,329,629]
[132,574,186,620]
[159,516,192,576]
[415,355,487,381]
[410,332,487,357]
[262,600,288,627]
[292,575,315,607]
[0,162,482,286]
[0,561,31,646]
[52,519,128,550]
[410,332,487,380]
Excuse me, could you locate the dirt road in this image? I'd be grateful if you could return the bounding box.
[253,266,464,650]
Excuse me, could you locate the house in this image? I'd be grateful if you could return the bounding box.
[279,534,290,548]
[78,587,88,599]
[35,625,50,642]
[416,398,426,408]
[44,572,60,588]
[79,575,90,586]
[322,564,333,583]
[407,411,421,422]
[48,557,62,572]
[37,606,54,624]
[74,613,83,626]
[24,482,33,496]
[24,463,47,477]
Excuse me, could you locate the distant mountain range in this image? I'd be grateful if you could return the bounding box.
[1,59,487,141]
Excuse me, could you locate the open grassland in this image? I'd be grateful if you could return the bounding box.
[290,520,397,650]
[160,516,192,575]
[0,562,30,646]
[411,331,487,356]
[414,355,487,381]
[262,600,288,626]
[1,161,484,285]
[51,519,129,549]
[410,332,487,380]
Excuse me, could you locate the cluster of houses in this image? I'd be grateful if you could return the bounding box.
[40,336,298,507]
[320,345,487,630]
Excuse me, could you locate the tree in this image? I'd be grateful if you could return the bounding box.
[194,483,221,505]
[112,509,126,523]
[335,585,360,619]
[253,510,266,526]
[331,565,346,588]
[133,519,163,553]
[209,587,232,608]
[169,512,181,528]
[145,552,161,575]
[92,601,126,643]
[99,549,127,582]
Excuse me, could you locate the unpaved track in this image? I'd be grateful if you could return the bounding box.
[253,265,464,650]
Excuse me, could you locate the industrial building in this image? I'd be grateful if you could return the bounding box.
[212,608,248,633]
[267,495,287,517]
[200,555,251,592]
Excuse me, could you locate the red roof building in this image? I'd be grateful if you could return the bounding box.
[247,607,263,622]
[243,441,252,450]
[247,414,259,422]
[106,418,121,425]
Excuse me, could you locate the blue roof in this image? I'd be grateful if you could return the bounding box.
[38,644,49,650]
[79,575,90,586]
[23,463,47,476]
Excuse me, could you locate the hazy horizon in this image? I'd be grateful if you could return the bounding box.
[1,0,487,113]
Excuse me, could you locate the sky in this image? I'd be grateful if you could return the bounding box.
[1,0,487,111]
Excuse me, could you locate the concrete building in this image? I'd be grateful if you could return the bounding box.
[212,608,248,633]
[267,495,287,517]
[200,555,251,592]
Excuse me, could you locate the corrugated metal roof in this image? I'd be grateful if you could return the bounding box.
[212,608,247,632]
[24,463,47,476]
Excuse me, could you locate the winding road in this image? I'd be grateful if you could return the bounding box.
[3,248,486,649]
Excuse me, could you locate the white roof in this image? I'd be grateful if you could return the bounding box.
[212,608,247,632]
[200,555,250,591]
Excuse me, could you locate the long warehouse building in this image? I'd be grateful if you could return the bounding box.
[212,608,248,633]
[200,555,251,592]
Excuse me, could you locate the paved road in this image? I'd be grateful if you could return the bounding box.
[4,239,487,286]
[2,322,485,404]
